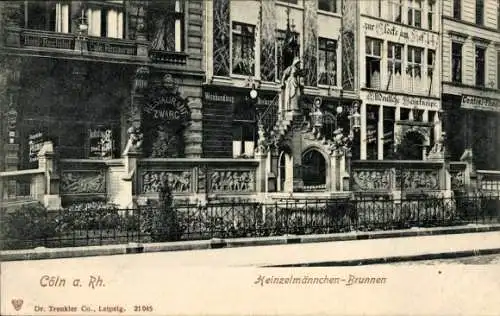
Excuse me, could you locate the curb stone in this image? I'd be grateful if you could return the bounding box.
[1,224,499,262]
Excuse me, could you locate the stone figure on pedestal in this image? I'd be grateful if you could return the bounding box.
[124,126,143,154]
[281,57,303,112]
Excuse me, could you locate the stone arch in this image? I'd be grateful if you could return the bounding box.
[301,146,330,190]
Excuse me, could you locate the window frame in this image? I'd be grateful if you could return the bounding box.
[453,0,461,19]
[451,42,463,83]
[276,29,300,81]
[388,0,403,23]
[407,0,422,28]
[231,21,256,76]
[318,37,338,86]
[475,45,486,87]
[427,49,436,94]
[476,0,484,25]
[387,42,403,91]
[318,0,338,13]
[407,46,424,92]
[365,37,383,89]
[427,0,435,30]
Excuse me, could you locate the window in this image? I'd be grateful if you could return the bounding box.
[453,0,461,19]
[232,22,256,76]
[319,0,337,13]
[427,0,435,30]
[475,46,486,87]
[318,38,337,86]
[388,0,403,22]
[276,29,300,81]
[476,0,484,25]
[98,8,124,38]
[407,46,423,93]
[232,103,256,158]
[366,105,379,160]
[26,1,70,32]
[452,42,462,83]
[149,0,184,51]
[408,0,422,28]
[366,38,382,89]
[427,49,436,94]
[383,107,395,159]
[387,42,403,91]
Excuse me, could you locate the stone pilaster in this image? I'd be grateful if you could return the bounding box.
[135,1,148,57]
[184,97,203,158]
[260,0,277,82]
[2,1,22,47]
[302,0,318,87]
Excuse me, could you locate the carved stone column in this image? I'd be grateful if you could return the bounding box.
[184,97,203,158]
[135,1,148,57]
[1,57,22,198]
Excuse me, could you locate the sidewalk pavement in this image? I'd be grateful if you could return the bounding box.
[1,224,499,266]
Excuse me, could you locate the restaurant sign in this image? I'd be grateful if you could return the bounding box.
[363,19,438,48]
[461,95,500,112]
[365,91,440,110]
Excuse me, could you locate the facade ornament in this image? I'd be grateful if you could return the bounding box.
[255,123,269,154]
[134,66,150,92]
[281,57,304,112]
[123,126,143,154]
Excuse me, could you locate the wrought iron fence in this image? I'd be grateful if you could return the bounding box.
[1,194,499,251]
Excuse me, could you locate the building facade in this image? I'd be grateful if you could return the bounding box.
[203,0,360,194]
[441,0,500,170]
[358,0,443,161]
[0,0,204,206]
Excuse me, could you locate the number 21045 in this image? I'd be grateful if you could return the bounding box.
[134,305,153,312]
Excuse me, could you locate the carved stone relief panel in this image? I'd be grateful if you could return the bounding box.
[352,169,392,191]
[141,170,192,193]
[209,170,255,192]
[450,171,465,190]
[395,170,440,190]
[61,171,106,194]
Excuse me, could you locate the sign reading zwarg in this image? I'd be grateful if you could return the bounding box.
[461,95,500,112]
[144,74,190,124]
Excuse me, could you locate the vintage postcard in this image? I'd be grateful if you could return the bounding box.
[1,0,499,315]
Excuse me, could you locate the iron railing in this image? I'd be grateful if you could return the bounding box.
[1,194,499,251]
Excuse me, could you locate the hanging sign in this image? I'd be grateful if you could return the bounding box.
[28,132,44,163]
[88,128,114,159]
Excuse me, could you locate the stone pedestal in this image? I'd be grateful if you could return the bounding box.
[255,151,268,193]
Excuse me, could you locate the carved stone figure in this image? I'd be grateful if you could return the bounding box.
[255,123,268,154]
[281,57,303,112]
[61,171,105,194]
[124,126,143,154]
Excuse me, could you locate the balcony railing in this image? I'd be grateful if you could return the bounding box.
[21,29,75,50]
[4,27,190,66]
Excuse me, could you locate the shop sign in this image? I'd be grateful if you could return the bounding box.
[363,19,438,48]
[461,95,500,112]
[88,128,113,159]
[28,132,44,163]
[204,90,276,107]
[365,91,440,110]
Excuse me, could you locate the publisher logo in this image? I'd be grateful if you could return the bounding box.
[11,299,23,311]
